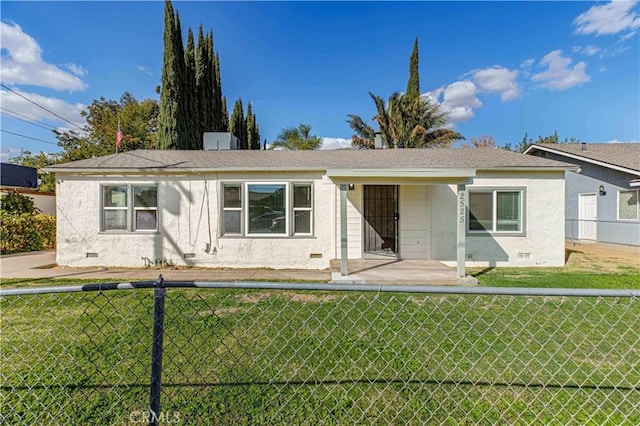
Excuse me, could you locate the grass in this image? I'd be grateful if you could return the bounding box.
[1,281,638,425]
[472,267,640,289]
[2,252,639,424]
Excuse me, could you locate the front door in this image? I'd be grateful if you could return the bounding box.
[579,193,597,240]
[363,185,399,257]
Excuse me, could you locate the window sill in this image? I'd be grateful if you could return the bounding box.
[467,232,526,238]
[99,231,161,235]
[220,235,317,240]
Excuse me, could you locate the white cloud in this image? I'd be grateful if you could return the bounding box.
[468,66,520,101]
[320,137,352,150]
[531,50,590,91]
[573,0,640,36]
[0,88,86,130]
[601,139,639,144]
[0,146,24,162]
[64,63,87,77]
[520,59,534,69]
[573,45,602,56]
[618,29,638,42]
[424,80,482,124]
[0,21,87,91]
[137,65,153,76]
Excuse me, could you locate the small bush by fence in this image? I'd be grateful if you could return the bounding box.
[0,211,56,254]
[1,281,638,425]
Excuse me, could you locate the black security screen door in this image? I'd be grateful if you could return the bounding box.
[363,185,399,256]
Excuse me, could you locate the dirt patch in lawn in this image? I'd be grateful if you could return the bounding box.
[564,242,640,273]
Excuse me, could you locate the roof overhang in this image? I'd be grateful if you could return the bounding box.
[524,145,640,176]
[327,168,476,185]
[630,179,640,188]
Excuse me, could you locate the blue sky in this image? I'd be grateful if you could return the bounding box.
[1,1,639,159]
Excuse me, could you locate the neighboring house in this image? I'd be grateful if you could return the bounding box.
[525,143,640,248]
[0,163,56,215]
[45,148,576,275]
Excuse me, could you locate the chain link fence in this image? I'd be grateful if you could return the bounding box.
[1,280,639,425]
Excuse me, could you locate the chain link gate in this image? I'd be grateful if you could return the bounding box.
[1,281,639,424]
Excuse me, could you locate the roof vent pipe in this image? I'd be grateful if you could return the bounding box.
[581,142,587,151]
[374,132,384,149]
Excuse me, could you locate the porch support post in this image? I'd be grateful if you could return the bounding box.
[339,184,348,276]
[456,184,467,278]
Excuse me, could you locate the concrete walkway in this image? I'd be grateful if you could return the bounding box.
[0,250,330,282]
[330,259,478,285]
[1,251,477,285]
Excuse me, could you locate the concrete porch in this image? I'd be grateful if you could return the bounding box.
[330,259,478,285]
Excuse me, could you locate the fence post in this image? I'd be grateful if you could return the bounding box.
[149,274,166,426]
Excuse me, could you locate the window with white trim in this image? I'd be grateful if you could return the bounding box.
[221,182,313,237]
[618,190,639,220]
[468,189,523,233]
[101,185,158,232]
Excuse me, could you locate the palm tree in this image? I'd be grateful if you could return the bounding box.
[347,92,464,149]
[269,124,323,150]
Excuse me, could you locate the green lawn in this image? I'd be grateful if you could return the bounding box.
[472,267,640,289]
[1,276,638,425]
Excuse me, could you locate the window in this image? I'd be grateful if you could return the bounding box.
[222,184,242,234]
[618,190,639,220]
[221,182,313,237]
[293,184,312,235]
[101,185,158,232]
[469,189,523,233]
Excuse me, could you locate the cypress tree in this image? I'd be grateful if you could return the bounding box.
[213,52,224,131]
[184,27,199,149]
[221,96,229,131]
[253,123,261,150]
[173,12,189,149]
[229,99,246,149]
[195,26,209,136]
[246,103,255,150]
[158,0,180,149]
[406,37,420,99]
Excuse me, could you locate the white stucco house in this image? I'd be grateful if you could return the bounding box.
[45,147,576,277]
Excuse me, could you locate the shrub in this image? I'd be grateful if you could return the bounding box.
[1,192,40,215]
[0,211,56,255]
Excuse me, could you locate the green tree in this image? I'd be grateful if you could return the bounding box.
[507,130,577,153]
[0,192,39,214]
[221,95,229,131]
[8,151,57,192]
[20,93,159,190]
[348,39,463,149]
[229,99,246,149]
[184,27,200,149]
[406,38,420,99]
[348,92,463,149]
[158,0,189,149]
[269,124,323,150]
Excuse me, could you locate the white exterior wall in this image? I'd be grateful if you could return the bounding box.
[399,186,429,259]
[56,169,566,269]
[430,171,566,267]
[56,172,334,269]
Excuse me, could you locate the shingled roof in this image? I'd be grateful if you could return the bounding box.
[45,148,575,173]
[525,143,640,174]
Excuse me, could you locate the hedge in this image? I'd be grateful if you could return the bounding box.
[0,212,56,255]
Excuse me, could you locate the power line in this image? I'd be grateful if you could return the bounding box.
[1,111,58,131]
[0,83,85,131]
[0,107,59,130]
[0,129,59,146]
